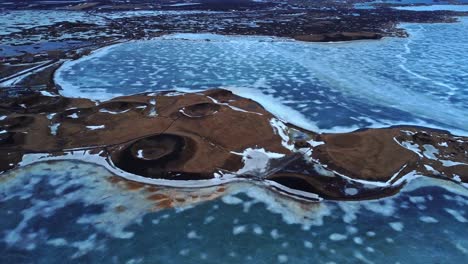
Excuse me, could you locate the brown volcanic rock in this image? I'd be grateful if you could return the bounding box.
[110,132,241,179]
[264,127,467,200]
[266,170,404,201]
[0,89,290,180]
[167,101,284,153]
[0,89,467,200]
[396,130,468,183]
[312,129,419,182]
[312,127,468,185]
[0,93,70,114]
[54,106,174,149]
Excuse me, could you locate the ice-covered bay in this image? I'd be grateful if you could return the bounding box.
[55,18,468,134]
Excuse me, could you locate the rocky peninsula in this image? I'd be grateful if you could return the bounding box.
[1,89,466,202]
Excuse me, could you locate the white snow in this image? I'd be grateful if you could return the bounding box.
[86,125,105,130]
[231,148,285,177]
[68,113,79,119]
[49,123,61,135]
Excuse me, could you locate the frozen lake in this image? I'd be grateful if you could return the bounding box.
[55,18,468,135]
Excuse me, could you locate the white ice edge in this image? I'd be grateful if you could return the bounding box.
[402,175,468,197]
[15,148,403,191]
[223,85,464,135]
[18,150,246,188]
[264,180,322,201]
[16,149,319,195]
[13,149,325,202]
[54,42,129,101]
[15,149,468,201]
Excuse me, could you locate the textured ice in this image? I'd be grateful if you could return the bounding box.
[55,18,468,135]
[0,8,224,34]
[0,10,105,36]
[1,161,468,263]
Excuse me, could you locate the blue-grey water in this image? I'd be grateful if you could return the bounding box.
[55,18,468,135]
[1,161,467,263]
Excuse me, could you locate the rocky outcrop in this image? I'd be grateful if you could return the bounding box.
[0,89,467,201]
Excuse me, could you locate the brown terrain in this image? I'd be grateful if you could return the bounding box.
[1,89,466,201]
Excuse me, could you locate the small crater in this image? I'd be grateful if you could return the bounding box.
[111,133,193,179]
[180,103,220,118]
[98,101,147,114]
[0,132,26,148]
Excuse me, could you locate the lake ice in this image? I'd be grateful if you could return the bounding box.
[55,18,468,135]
